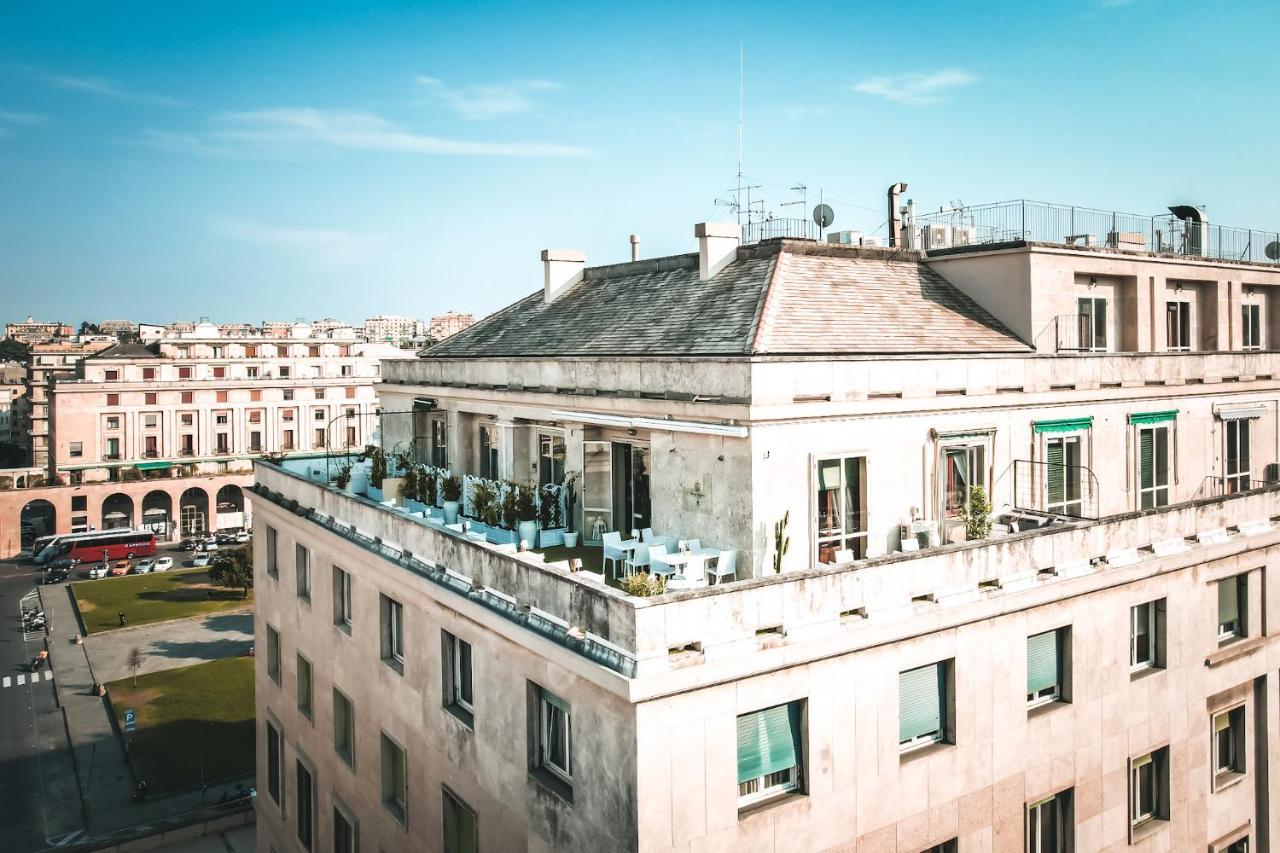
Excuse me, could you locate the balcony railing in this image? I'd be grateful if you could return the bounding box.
[1052,314,1108,353]
[1010,459,1100,520]
[1194,473,1280,500]
[741,218,822,245]
[918,200,1280,265]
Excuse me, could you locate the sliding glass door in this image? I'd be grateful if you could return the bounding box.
[581,440,651,543]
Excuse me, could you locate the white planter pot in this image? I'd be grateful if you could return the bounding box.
[517,520,538,549]
[563,531,580,549]
[442,501,460,524]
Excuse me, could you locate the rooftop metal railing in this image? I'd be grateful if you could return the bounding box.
[740,218,822,244]
[918,200,1280,265]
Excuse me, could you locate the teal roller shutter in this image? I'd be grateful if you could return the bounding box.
[1027,631,1059,695]
[1033,417,1093,434]
[1218,578,1239,627]
[736,703,799,784]
[899,664,942,743]
[1139,429,1154,490]
[1128,410,1177,425]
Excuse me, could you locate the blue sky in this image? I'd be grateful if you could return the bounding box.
[2,0,1277,327]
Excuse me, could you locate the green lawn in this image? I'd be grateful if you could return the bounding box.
[106,657,255,793]
[72,567,252,634]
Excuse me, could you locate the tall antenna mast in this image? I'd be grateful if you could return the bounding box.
[737,42,744,227]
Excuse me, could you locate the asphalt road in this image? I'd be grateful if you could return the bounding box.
[0,558,85,851]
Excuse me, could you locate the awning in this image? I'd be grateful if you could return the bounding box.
[1127,410,1178,426]
[135,461,172,471]
[1216,406,1266,421]
[1033,416,1093,434]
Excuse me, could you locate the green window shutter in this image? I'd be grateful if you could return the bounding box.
[1046,441,1064,504]
[1027,631,1059,694]
[899,664,942,743]
[1033,417,1093,434]
[1128,410,1177,425]
[1218,578,1239,626]
[736,703,799,784]
[1139,429,1154,490]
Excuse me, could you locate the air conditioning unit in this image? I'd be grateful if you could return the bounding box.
[1265,463,1280,485]
[918,224,953,250]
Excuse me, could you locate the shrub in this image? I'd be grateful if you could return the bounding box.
[622,573,666,598]
[515,483,537,523]
[472,479,497,524]
[441,474,462,503]
[962,485,993,541]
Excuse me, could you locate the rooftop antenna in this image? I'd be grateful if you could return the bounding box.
[781,183,808,220]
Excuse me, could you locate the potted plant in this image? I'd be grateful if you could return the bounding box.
[441,474,463,524]
[421,467,439,508]
[335,462,352,492]
[961,485,993,541]
[515,483,539,549]
[562,472,579,548]
[537,483,568,547]
[471,479,496,535]
[400,465,421,511]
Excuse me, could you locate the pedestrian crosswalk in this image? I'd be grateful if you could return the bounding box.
[2,670,53,688]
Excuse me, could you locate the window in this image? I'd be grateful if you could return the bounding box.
[1130,747,1169,826]
[179,367,192,380]
[211,346,224,358]
[281,408,295,422]
[296,653,313,720]
[1044,434,1083,516]
[380,733,407,822]
[1026,789,1072,853]
[1166,300,1191,350]
[315,428,326,447]
[1137,424,1171,509]
[942,441,986,519]
[282,429,294,450]
[536,688,573,784]
[899,661,949,751]
[106,437,120,459]
[478,424,500,479]
[180,412,194,426]
[250,431,262,452]
[1218,573,1248,641]
[1213,705,1246,784]
[213,366,226,378]
[333,688,355,767]
[736,701,804,807]
[428,413,448,467]
[538,432,567,487]
[315,387,326,400]
[333,566,352,629]
[1242,303,1262,350]
[1224,839,1250,853]
[266,719,283,805]
[1225,418,1252,493]
[216,390,228,403]
[313,409,326,422]
[442,631,473,724]
[181,391,193,404]
[72,495,87,512]
[142,367,155,380]
[1130,599,1166,671]
[442,787,478,853]
[106,393,119,406]
[144,392,157,405]
[106,416,119,430]
[247,366,259,379]
[381,595,404,670]
[345,385,356,398]
[267,625,281,684]
[295,760,314,851]
[295,544,310,601]
[333,806,357,853]
[69,441,82,458]
[176,346,189,357]
[105,369,118,381]
[280,366,291,379]
[265,526,278,577]
[815,455,867,563]
[245,345,258,358]
[143,414,158,428]
[283,388,294,401]
[309,345,320,357]
[248,409,262,423]
[1077,296,1107,351]
[1026,628,1067,708]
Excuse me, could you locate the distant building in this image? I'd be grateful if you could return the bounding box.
[0,363,25,449]
[311,318,355,337]
[427,310,476,343]
[362,314,424,346]
[5,316,72,344]
[97,320,138,338]
[168,320,196,334]
[217,323,259,338]
[25,339,115,468]
[261,321,294,339]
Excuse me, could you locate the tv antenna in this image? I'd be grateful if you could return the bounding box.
[781,183,808,218]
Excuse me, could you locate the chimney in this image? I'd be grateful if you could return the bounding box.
[694,222,740,281]
[630,234,640,262]
[887,182,908,247]
[541,249,586,304]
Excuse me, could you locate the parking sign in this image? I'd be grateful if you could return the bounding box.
[124,709,136,733]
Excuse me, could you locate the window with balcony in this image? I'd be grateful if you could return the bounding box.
[1077,296,1107,351]
[1027,628,1069,709]
[314,428,325,448]
[180,434,194,456]
[1044,433,1084,515]
[1130,599,1166,672]
[1130,747,1169,828]
[1026,789,1072,853]
[478,424,500,479]
[1166,300,1191,351]
[442,630,473,726]
[937,433,991,534]
[1242,303,1262,350]
[899,660,951,753]
[1213,705,1246,786]
[380,733,407,823]
[1225,417,1252,493]
[736,701,804,808]
[1131,412,1174,509]
[249,431,262,452]
[346,425,357,447]
[815,455,867,563]
[105,437,120,460]
[144,435,159,458]
[442,787,478,853]
[538,432,566,488]
[1218,572,1248,642]
[333,688,355,767]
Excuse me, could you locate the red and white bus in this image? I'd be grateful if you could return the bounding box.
[34,529,157,564]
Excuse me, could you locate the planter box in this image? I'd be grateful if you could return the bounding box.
[403,499,427,515]
[366,485,384,502]
[538,528,568,548]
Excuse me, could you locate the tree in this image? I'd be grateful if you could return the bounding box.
[78,321,101,336]
[0,338,30,364]
[209,546,254,599]
[127,647,144,686]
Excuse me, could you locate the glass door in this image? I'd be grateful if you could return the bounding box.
[612,443,650,536]
[582,441,613,544]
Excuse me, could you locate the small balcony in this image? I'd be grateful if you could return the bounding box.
[1009,459,1101,521]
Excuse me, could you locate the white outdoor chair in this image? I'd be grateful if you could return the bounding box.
[686,538,702,552]
[648,545,677,578]
[705,549,738,584]
[626,542,655,576]
[602,531,635,579]
[640,527,654,543]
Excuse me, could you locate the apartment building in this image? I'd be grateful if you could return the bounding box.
[427,311,476,343]
[254,204,1280,853]
[364,314,424,346]
[0,322,414,557]
[26,338,115,469]
[4,315,72,344]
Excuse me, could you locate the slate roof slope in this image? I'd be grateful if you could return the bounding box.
[88,342,161,359]
[425,241,1028,359]
[753,247,1028,354]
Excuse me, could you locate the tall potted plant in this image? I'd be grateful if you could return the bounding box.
[515,483,539,549]
[441,474,463,524]
[562,472,579,548]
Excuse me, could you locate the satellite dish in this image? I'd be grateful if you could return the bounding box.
[1266,241,1280,261]
[812,203,834,229]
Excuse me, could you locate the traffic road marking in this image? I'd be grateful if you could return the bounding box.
[2,671,52,688]
[16,674,24,686]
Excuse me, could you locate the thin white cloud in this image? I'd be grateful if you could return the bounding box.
[145,107,588,159]
[35,71,179,106]
[852,69,978,105]
[211,219,381,268]
[415,76,560,120]
[0,110,48,126]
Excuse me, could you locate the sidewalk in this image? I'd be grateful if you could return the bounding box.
[42,585,256,838]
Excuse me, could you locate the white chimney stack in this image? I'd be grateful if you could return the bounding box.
[694,222,740,281]
[541,249,586,304]
[630,234,640,262]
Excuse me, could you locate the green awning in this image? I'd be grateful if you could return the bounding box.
[1128,410,1178,426]
[135,461,173,471]
[1033,417,1093,434]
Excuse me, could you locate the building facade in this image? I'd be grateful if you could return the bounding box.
[254,213,1280,853]
[427,311,476,343]
[26,339,115,469]
[4,315,72,344]
[363,314,424,346]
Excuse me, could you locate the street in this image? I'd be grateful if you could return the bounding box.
[0,558,85,851]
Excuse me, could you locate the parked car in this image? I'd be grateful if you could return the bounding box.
[110,560,131,577]
[42,568,70,585]
[192,552,211,567]
[133,559,154,574]
[233,531,251,544]
[216,533,236,545]
[49,557,80,571]
[200,541,220,553]
[179,539,198,552]
[153,556,174,572]
[86,563,109,579]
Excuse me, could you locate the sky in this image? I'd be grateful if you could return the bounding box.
[1,0,1278,328]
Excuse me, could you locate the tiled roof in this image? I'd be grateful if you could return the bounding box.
[90,342,160,360]
[425,241,1028,359]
